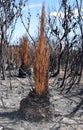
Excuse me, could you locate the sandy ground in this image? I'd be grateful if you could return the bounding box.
[0,70,83,130]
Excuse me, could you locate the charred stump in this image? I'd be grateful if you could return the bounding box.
[19,90,52,122]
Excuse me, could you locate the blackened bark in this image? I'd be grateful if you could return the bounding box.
[1,23,5,80]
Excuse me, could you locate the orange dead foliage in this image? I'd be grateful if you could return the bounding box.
[34,4,49,95]
[21,36,28,66]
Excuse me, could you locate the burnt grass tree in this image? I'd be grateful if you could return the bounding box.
[6,45,20,70]
[15,45,20,69]
[33,5,49,96]
[19,36,31,78]
[19,4,52,122]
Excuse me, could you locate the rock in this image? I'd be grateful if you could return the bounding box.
[52,95,62,100]
[59,126,74,130]
[76,125,83,130]
[0,126,3,130]
[50,123,60,130]
[62,117,77,124]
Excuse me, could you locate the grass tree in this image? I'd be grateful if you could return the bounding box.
[34,4,49,95]
[21,36,28,67]
[19,36,31,77]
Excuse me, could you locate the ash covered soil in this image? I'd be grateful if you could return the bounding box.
[0,70,83,130]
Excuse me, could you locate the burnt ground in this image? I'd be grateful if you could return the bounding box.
[0,69,83,130]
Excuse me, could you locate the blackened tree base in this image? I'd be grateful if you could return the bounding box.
[19,90,52,122]
[18,65,31,78]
